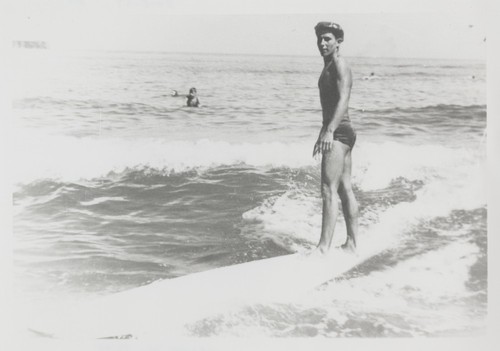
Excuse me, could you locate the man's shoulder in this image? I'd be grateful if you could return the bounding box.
[337,56,351,72]
[332,57,352,80]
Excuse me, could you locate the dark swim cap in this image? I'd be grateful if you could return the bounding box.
[315,22,344,41]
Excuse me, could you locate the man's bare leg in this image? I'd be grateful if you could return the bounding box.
[316,141,349,254]
[338,149,359,252]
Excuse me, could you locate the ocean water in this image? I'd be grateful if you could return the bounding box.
[11,50,486,338]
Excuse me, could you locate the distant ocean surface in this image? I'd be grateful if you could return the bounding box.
[11,50,486,337]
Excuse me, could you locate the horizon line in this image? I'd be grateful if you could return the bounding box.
[11,46,486,62]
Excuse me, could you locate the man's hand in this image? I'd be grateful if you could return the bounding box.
[313,128,334,157]
[313,142,320,157]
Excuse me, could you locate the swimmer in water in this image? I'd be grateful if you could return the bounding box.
[170,88,200,107]
[186,87,200,107]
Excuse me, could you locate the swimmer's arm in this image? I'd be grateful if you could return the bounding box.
[170,90,189,97]
[323,59,352,133]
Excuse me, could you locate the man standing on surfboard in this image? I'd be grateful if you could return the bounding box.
[312,22,359,254]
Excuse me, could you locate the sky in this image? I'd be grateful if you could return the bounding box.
[3,0,489,59]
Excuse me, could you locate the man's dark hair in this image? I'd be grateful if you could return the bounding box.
[315,22,344,42]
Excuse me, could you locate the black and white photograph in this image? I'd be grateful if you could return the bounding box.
[2,0,496,349]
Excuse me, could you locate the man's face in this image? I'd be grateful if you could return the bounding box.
[317,32,339,57]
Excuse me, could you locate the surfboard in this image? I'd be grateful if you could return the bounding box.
[26,249,364,339]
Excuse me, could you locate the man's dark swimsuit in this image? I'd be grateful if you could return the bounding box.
[319,61,356,149]
[333,117,356,149]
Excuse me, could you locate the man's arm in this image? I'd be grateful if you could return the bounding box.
[323,58,352,133]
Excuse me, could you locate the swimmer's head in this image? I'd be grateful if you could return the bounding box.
[189,87,197,94]
[314,22,344,42]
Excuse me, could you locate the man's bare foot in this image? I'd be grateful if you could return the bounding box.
[341,238,356,253]
[309,245,330,256]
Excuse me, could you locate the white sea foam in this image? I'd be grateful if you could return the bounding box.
[12,130,485,189]
[353,141,481,190]
[317,240,479,304]
[12,132,316,184]
[306,240,482,336]
[241,140,485,252]
[242,190,323,252]
[80,196,127,206]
